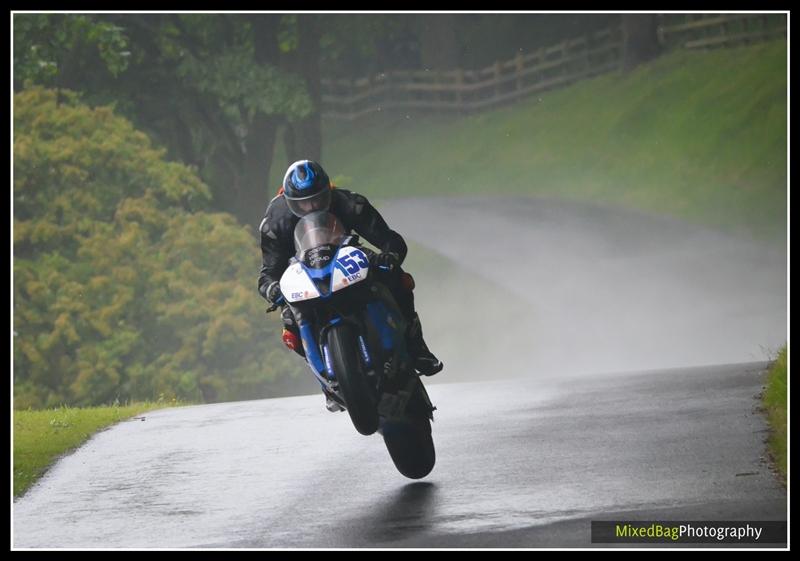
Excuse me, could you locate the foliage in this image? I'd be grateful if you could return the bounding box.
[14,14,131,86]
[317,15,416,75]
[178,43,311,122]
[14,88,305,409]
[14,13,313,219]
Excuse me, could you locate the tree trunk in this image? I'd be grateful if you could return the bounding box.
[417,14,460,70]
[621,14,662,72]
[282,14,323,166]
[238,115,280,223]
[283,123,298,166]
[235,14,283,225]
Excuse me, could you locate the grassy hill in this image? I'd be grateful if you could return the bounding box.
[303,40,786,241]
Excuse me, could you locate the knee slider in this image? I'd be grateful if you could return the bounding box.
[401,272,416,292]
[281,306,296,328]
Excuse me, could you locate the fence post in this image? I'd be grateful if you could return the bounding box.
[515,51,524,92]
[342,77,350,120]
[535,46,545,83]
[494,61,502,101]
[720,17,730,48]
[455,68,464,111]
[656,14,666,47]
[682,13,693,48]
[581,33,591,77]
[742,15,751,47]
[322,22,646,119]
[383,72,390,112]
[365,73,373,115]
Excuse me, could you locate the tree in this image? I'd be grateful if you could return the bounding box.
[13,13,462,216]
[13,14,131,96]
[621,14,662,72]
[14,88,306,408]
[416,14,460,71]
[14,13,313,226]
[279,14,323,165]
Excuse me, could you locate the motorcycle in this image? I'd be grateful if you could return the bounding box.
[267,210,437,479]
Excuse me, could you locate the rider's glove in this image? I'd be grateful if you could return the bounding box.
[374,252,400,273]
[266,280,285,305]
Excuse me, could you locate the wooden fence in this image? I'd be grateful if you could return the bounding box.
[658,13,787,50]
[321,27,623,120]
[321,13,787,120]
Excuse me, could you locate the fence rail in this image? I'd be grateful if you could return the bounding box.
[658,13,786,49]
[321,13,786,120]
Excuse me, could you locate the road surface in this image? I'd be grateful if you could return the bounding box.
[13,364,786,547]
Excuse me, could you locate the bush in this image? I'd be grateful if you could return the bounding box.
[14,87,303,408]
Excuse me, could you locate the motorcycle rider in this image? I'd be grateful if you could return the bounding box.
[258,160,443,411]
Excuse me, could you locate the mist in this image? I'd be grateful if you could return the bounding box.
[389,196,787,383]
[13,12,787,407]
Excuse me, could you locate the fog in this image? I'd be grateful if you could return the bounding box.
[386,196,787,383]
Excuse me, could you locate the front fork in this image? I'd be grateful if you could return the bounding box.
[294,306,371,397]
[293,292,416,414]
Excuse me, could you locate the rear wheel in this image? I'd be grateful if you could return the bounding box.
[328,323,379,435]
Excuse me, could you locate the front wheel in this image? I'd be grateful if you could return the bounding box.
[381,382,436,479]
[328,323,379,435]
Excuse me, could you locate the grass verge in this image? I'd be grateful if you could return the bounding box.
[296,40,786,242]
[13,401,180,498]
[762,345,787,481]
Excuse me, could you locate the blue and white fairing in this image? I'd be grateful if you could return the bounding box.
[279,210,374,304]
[280,246,370,303]
[278,211,373,386]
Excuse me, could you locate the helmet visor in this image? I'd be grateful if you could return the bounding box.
[293,211,346,255]
[286,188,331,217]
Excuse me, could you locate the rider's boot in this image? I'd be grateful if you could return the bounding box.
[323,387,345,412]
[281,307,305,357]
[407,313,443,376]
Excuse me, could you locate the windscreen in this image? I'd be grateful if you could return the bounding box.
[293,211,346,256]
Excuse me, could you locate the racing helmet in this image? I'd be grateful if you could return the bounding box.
[282,160,332,217]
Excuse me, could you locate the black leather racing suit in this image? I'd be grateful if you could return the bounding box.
[258,188,415,328]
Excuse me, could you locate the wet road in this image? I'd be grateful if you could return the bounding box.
[13,363,786,548]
